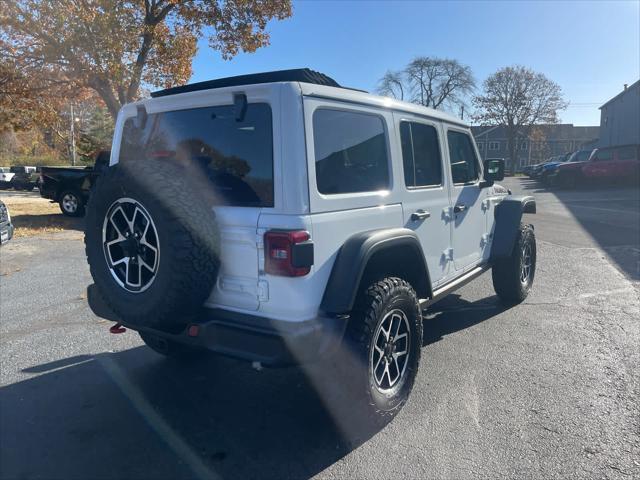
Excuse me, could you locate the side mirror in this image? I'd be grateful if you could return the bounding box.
[482,158,505,186]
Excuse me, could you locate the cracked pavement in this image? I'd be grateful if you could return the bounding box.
[1,178,638,479]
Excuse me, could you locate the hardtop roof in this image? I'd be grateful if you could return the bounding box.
[148,68,468,128]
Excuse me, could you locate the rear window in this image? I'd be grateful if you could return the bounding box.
[313,109,389,194]
[400,121,442,187]
[119,103,274,207]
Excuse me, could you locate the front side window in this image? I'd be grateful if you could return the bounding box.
[313,109,389,194]
[447,130,480,184]
[400,121,442,187]
[570,150,592,162]
[593,149,614,161]
[119,103,274,207]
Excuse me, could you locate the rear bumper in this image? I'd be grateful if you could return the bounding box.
[87,284,348,366]
[0,221,14,244]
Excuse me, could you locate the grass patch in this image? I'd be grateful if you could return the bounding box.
[0,155,93,168]
[1,192,84,237]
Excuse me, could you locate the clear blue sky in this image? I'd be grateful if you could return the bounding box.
[190,0,640,126]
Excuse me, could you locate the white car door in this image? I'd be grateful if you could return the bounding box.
[394,113,453,288]
[445,127,489,271]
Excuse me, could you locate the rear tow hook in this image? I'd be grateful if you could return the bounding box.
[109,323,126,334]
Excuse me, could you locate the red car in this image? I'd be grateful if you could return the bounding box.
[555,144,640,188]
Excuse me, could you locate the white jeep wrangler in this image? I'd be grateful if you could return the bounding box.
[85,69,536,423]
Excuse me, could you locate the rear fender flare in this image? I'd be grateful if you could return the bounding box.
[320,228,431,315]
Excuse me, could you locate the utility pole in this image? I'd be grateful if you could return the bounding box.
[70,103,77,166]
[460,105,465,120]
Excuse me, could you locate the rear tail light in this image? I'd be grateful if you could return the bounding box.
[264,230,313,277]
[150,150,173,158]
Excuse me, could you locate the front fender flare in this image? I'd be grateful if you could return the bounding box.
[490,195,536,260]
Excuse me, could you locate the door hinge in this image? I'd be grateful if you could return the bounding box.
[257,280,269,301]
[481,233,492,246]
[443,248,454,261]
[442,207,453,222]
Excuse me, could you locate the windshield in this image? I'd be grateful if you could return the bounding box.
[119,103,274,207]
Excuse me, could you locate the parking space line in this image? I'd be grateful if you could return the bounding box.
[98,355,219,480]
[563,204,640,215]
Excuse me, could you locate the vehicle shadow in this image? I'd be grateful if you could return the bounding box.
[422,293,508,346]
[0,346,372,480]
[517,177,640,280]
[0,294,509,480]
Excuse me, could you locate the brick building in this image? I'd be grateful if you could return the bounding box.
[472,124,599,169]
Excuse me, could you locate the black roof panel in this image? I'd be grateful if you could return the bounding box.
[151,68,343,98]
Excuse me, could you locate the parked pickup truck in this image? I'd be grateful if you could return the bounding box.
[553,144,640,188]
[0,167,15,189]
[10,166,38,190]
[38,151,109,216]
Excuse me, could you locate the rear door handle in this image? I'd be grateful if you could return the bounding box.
[453,204,466,213]
[411,209,431,221]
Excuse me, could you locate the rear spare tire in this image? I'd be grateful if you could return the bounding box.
[85,160,220,330]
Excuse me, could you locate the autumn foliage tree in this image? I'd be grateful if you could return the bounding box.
[0,0,292,120]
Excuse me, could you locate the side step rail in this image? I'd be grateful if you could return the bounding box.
[419,265,490,310]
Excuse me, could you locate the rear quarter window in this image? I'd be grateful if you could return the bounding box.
[400,121,442,188]
[313,108,390,195]
[119,103,274,207]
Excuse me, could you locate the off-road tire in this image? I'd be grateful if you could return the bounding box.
[139,332,208,360]
[85,160,220,330]
[342,277,422,426]
[492,224,536,304]
[59,190,85,217]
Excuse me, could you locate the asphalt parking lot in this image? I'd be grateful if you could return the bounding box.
[1,177,639,480]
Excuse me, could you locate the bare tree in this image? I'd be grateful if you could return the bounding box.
[473,66,568,172]
[405,57,475,109]
[376,57,475,111]
[377,70,405,100]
